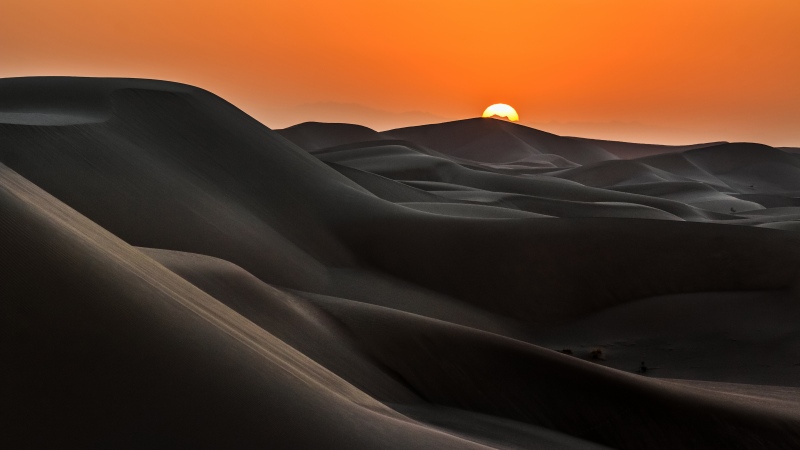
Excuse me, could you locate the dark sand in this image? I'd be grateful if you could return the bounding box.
[3,77,800,449]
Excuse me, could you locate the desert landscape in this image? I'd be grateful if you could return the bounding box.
[2,76,800,448]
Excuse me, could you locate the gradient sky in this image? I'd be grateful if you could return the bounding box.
[2,0,799,145]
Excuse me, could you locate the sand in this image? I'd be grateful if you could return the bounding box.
[3,77,800,448]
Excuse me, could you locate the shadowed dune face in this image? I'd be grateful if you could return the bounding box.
[4,77,800,449]
[0,77,114,123]
[0,165,487,450]
[383,118,617,166]
[278,121,383,151]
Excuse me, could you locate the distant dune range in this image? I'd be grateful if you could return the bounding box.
[2,77,800,449]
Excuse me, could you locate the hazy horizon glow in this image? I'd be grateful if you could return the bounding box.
[2,0,799,146]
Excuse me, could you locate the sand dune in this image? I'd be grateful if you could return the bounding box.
[0,164,486,449]
[384,118,617,166]
[532,290,800,386]
[573,138,725,159]
[278,121,383,151]
[683,143,800,194]
[4,77,800,448]
[306,294,800,448]
[310,140,730,221]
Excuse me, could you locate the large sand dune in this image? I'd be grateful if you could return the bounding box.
[3,77,800,448]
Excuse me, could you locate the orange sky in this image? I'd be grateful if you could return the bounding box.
[2,0,799,146]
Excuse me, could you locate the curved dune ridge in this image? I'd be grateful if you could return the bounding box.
[3,77,800,449]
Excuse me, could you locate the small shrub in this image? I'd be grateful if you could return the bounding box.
[589,348,605,360]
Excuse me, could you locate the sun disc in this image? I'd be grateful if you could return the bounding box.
[482,104,519,122]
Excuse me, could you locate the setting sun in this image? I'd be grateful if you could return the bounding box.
[482,104,519,122]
